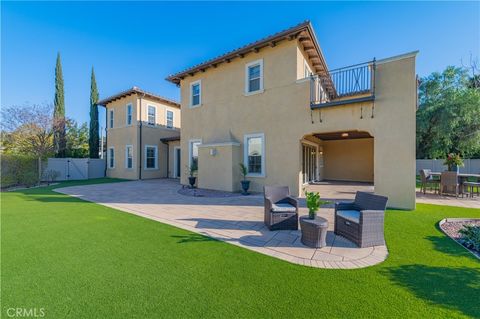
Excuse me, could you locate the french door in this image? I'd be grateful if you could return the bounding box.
[302,144,317,184]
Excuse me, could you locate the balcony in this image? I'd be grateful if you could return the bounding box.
[310,60,376,109]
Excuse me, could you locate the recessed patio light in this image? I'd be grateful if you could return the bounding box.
[341,132,349,137]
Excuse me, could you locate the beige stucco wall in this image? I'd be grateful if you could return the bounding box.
[105,95,180,180]
[197,143,241,192]
[323,138,374,182]
[179,38,417,209]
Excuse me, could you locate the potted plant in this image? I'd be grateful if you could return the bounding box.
[444,153,464,172]
[186,162,198,188]
[239,163,250,195]
[304,190,325,219]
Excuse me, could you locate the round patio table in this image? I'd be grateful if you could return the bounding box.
[300,216,329,248]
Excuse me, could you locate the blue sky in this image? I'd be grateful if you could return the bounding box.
[2,1,479,125]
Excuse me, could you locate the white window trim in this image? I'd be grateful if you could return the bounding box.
[108,147,115,169]
[109,109,114,129]
[173,146,181,178]
[144,145,158,170]
[188,139,202,167]
[125,144,133,169]
[147,105,156,126]
[189,80,202,108]
[165,109,174,129]
[243,133,265,177]
[126,103,133,126]
[245,59,264,96]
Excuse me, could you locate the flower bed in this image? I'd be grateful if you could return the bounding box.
[439,218,480,259]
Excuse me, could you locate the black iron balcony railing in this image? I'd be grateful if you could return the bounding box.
[310,60,376,108]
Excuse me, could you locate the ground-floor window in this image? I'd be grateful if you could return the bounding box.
[244,133,265,176]
[189,139,201,169]
[108,147,115,169]
[145,145,158,169]
[125,145,133,169]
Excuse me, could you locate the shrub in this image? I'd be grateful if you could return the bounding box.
[458,224,480,252]
[1,154,39,188]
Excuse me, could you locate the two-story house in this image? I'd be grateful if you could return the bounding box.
[97,87,181,180]
[166,21,417,209]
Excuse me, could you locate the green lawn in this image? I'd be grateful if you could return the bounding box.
[2,179,479,318]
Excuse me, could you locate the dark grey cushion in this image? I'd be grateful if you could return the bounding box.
[337,210,360,223]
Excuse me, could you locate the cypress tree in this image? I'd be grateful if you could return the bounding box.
[53,52,66,157]
[89,67,100,158]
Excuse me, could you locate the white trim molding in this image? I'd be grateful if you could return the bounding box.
[125,103,133,126]
[243,133,265,177]
[189,80,202,108]
[147,105,157,126]
[108,146,115,169]
[188,139,202,167]
[245,59,264,96]
[198,142,241,148]
[125,144,133,169]
[165,109,174,129]
[144,144,158,170]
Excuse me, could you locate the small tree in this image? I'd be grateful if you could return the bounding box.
[1,103,64,159]
[66,119,89,158]
[89,67,100,158]
[53,52,66,157]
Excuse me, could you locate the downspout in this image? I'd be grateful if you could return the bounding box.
[103,104,107,177]
[138,92,145,180]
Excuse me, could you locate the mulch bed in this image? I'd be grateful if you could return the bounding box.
[439,218,480,259]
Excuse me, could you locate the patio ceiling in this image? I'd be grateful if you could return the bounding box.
[314,130,372,141]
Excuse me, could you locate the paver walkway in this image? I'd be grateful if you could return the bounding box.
[56,179,387,269]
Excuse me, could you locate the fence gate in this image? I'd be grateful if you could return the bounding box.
[44,158,105,181]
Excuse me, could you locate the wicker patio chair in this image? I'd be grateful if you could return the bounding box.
[334,191,388,248]
[440,171,460,197]
[419,169,440,194]
[463,181,480,198]
[264,186,298,231]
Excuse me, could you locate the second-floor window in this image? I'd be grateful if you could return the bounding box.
[109,110,114,128]
[126,103,132,125]
[148,105,156,125]
[166,110,174,128]
[245,59,263,94]
[304,61,313,78]
[190,80,201,107]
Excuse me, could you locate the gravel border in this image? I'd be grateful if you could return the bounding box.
[439,218,480,259]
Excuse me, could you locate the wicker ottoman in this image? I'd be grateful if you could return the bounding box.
[300,216,329,248]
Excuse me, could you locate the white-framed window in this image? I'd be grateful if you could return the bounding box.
[190,80,201,107]
[304,60,313,78]
[147,105,156,126]
[244,133,265,177]
[166,110,174,128]
[109,109,114,128]
[125,145,133,169]
[145,145,158,169]
[126,103,133,126]
[245,59,264,95]
[188,139,202,169]
[108,147,115,169]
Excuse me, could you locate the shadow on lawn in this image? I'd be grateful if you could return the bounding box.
[384,264,480,318]
[171,233,218,244]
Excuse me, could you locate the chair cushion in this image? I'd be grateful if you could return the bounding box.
[271,203,296,213]
[337,210,360,223]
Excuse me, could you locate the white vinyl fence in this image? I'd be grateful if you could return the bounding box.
[43,158,105,181]
[416,159,480,174]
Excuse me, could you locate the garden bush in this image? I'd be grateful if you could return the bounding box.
[1,154,39,188]
[458,224,480,252]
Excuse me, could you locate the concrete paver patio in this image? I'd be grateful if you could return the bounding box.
[56,179,388,269]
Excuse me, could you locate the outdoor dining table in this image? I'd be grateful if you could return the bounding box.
[429,172,480,194]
